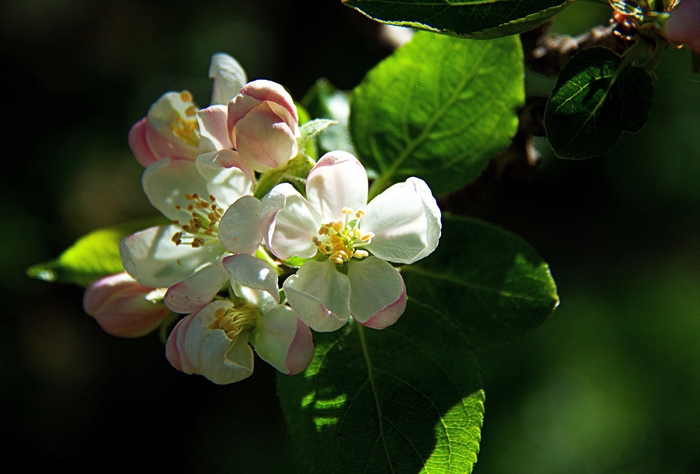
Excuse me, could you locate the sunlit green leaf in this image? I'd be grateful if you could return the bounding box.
[351,31,523,197]
[298,119,337,152]
[544,47,654,159]
[343,0,571,39]
[278,301,484,473]
[401,215,559,348]
[26,218,165,287]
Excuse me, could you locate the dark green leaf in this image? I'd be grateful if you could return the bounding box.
[343,0,571,39]
[401,215,559,348]
[544,47,654,159]
[351,31,524,197]
[26,218,166,287]
[278,301,484,473]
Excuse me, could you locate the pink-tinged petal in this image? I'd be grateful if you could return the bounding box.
[120,225,225,288]
[363,177,441,264]
[222,254,280,307]
[83,272,169,338]
[263,184,321,260]
[283,260,351,332]
[197,104,234,152]
[166,313,196,373]
[145,91,200,159]
[209,53,247,106]
[218,196,264,254]
[229,80,298,133]
[195,151,255,203]
[254,305,313,375]
[233,102,298,171]
[361,283,406,330]
[306,151,368,222]
[347,257,406,325]
[168,301,254,384]
[142,158,210,222]
[128,118,159,167]
[346,257,406,328]
[164,263,229,314]
[665,0,700,53]
[228,94,262,140]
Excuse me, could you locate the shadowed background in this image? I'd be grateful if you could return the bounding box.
[2,1,699,472]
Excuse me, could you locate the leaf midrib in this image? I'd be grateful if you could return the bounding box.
[368,38,495,199]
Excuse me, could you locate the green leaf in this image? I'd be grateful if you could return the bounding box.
[401,215,559,348]
[351,31,524,198]
[296,102,319,159]
[343,0,571,39]
[278,301,484,473]
[298,119,338,152]
[544,47,654,160]
[301,78,357,157]
[26,218,166,287]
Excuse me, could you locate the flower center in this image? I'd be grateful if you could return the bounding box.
[210,303,260,340]
[169,90,200,148]
[313,207,374,265]
[171,193,224,248]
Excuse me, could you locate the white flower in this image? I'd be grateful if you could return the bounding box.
[164,254,314,384]
[128,53,247,167]
[222,150,441,332]
[120,155,253,289]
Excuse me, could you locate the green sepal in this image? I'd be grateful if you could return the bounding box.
[253,153,316,200]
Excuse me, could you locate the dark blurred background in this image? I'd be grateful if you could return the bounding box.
[2,1,699,472]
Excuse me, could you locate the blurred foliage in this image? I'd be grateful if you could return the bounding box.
[2,0,699,472]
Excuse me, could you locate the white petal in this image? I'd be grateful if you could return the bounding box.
[195,151,255,204]
[264,184,321,260]
[283,260,350,332]
[120,225,225,288]
[222,254,280,309]
[346,258,406,329]
[164,262,229,314]
[209,53,247,105]
[218,195,264,255]
[142,158,210,222]
[254,305,314,375]
[306,151,368,222]
[363,177,441,264]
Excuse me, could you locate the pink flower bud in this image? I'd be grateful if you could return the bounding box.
[665,0,700,53]
[227,80,300,171]
[83,273,169,338]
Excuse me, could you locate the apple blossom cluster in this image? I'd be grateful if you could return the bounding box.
[83,53,441,385]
